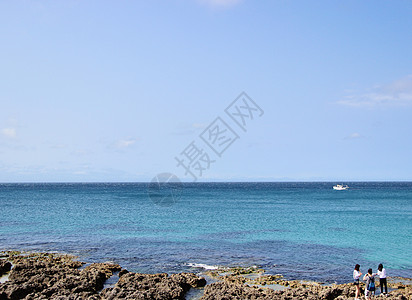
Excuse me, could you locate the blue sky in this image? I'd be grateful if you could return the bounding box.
[1,0,412,182]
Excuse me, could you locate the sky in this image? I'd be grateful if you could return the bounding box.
[1,0,412,182]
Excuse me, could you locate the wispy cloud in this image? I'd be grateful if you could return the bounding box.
[71,149,92,156]
[1,128,17,138]
[198,0,243,8]
[344,132,364,140]
[338,75,412,107]
[172,123,207,135]
[115,139,137,149]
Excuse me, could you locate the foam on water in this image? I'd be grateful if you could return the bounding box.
[187,263,219,270]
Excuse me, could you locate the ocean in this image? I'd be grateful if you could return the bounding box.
[0,182,411,283]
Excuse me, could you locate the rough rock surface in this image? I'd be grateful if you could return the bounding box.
[0,261,12,277]
[201,280,412,300]
[0,252,121,300]
[0,251,206,300]
[0,251,410,300]
[100,272,206,299]
[202,267,412,300]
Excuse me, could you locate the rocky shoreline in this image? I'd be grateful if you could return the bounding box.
[0,251,411,299]
[203,266,411,299]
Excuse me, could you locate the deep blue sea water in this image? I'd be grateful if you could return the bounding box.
[0,182,411,283]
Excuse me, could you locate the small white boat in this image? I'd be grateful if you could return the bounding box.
[333,184,349,190]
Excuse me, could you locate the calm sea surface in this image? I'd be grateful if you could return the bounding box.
[0,182,411,283]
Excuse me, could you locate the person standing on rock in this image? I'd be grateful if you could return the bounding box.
[363,268,376,299]
[353,264,362,300]
[377,263,388,295]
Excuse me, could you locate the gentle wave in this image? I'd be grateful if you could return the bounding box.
[187,263,219,270]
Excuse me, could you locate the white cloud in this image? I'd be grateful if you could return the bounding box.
[338,75,412,107]
[198,0,243,8]
[1,128,17,138]
[344,132,364,140]
[71,149,93,156]
[116,139,137,149]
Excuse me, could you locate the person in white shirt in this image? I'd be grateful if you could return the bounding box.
[353,264,362,300]
[377,263,388,295]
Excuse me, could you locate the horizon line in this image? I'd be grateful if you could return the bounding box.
[1,180,412,184]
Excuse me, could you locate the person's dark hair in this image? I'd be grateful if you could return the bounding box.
[368,268,372,275]
[378,264,383,272]
[354,264,360,271]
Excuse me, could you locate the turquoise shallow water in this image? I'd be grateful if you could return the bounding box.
[0,182,411,283]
